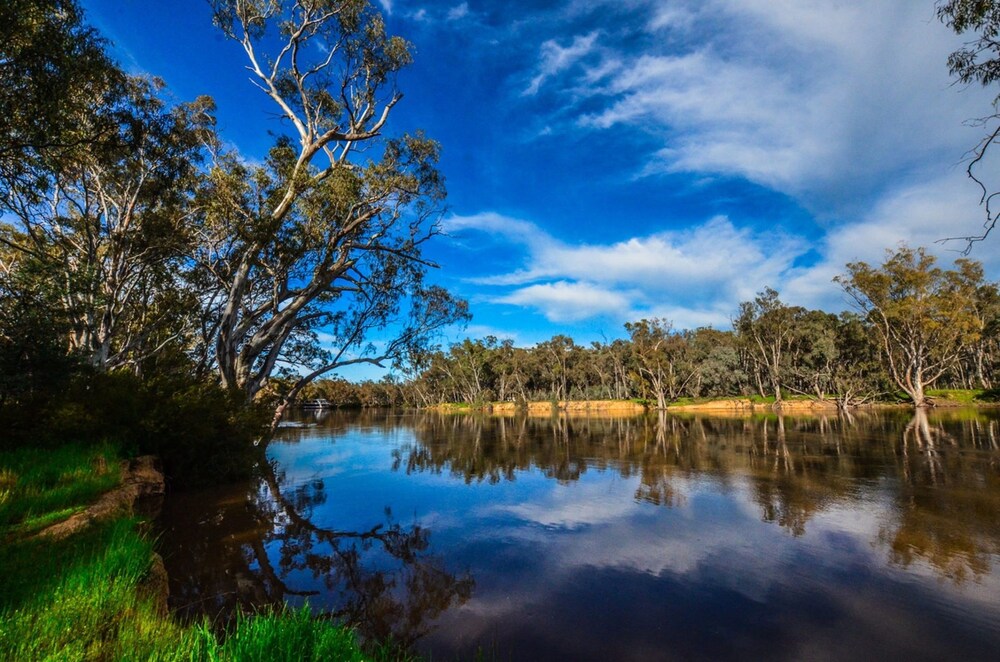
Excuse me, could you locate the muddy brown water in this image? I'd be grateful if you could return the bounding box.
[157,408,1000,661]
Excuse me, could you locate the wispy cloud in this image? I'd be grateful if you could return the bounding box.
[524,31,600,96]
[446,2,469,21]
[522,0,993,218]
[445,212,805,328]
[497,281,634,323]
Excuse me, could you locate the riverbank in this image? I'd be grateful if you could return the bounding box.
[427,389,999,416]
[0,443,399,661]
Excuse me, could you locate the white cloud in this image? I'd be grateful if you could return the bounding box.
[496,281,634,322]
[524,31,600,96]
[781,171,1000,312]
[648,5,696,32]
[448,175,1000,326]
[534,0,994,216]
[446,2,469,21]
[377,0,392,15]
[447,211,806,327]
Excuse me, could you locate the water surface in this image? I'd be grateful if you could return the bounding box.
[158,409,1000,660]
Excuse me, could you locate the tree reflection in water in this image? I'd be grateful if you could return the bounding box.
[882,408,1000,583]
[395,408,1000,583]
[160,407,1000,656]
[157,458,473,649]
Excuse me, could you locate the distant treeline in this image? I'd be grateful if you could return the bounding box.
[300,247,1000,410]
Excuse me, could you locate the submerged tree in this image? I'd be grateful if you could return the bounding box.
[199,1,467,418]
[836,246,983,407]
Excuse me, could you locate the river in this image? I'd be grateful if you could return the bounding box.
[157,408,1000,661]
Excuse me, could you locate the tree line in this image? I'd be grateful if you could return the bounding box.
[300,246,1000,410]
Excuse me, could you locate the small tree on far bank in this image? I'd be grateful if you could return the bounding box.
[835,246,983,407]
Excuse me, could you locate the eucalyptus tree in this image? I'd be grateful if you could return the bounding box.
[829,313,885,409]
[200,1,467,418]
[2,77,212,370]
[625,318,696,409]
[536,335,577,401]
[687,327,744,398]
[787,310,839,400]
[938,0,1000,246]
[734,288,805,403]
[444,337,498,404]
[961,270,1000,388]
[0,0,123,203]
[836,246,983,407]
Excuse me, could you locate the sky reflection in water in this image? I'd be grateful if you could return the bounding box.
[159,409,1000,661]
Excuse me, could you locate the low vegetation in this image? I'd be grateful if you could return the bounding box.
[0,445,399,662]
[0,444,119,537]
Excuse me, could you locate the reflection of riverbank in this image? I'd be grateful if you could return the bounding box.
[400,408,1000,583]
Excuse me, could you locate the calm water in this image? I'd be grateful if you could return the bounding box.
[158,409,1000,661]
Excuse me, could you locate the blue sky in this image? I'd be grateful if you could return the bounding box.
[81,0,999,369]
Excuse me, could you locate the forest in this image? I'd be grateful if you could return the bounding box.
[300,248,1000,411]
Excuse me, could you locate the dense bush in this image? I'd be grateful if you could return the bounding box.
[2,369,266,488]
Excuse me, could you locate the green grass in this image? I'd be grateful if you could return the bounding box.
[0,444,399,661]
[197,608,373,662]
[926,388,998,404]
[0,518,197,660]
[0,443,121,536]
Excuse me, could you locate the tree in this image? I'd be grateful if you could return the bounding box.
[687,327,745,398]
[199,1,467,418]
[0,0,123,204]
[2,77,212,370]
[828,313,885,409]
[625,319,695,409]
[734,288,804,403]
[938,0,1000,247]
[836,246,983,407]
[536,335,577,401]
[0,263,76,414]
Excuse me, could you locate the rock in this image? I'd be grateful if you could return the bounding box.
[138,552,171,615]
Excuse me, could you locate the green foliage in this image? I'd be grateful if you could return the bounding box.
[201,607,369,662]
[2,367,264,487]
[0,0,123,198]
[837,246,987,406]
[926,388,1000,404]
[0,443,120,535]
[0,263,79,429]
[48,371,265,487]
[0,518,197,660]
[0,518,380,661]
[939,0,1000,99]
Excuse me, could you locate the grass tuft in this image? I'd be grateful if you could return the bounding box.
[0,443,120,535]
